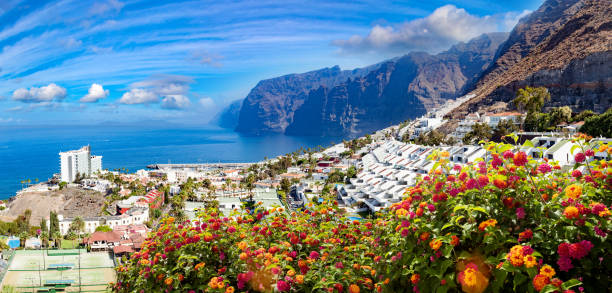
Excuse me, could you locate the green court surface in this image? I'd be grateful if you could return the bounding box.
[1,250,116,292]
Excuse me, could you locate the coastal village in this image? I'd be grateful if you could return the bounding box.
[0,90,610,291]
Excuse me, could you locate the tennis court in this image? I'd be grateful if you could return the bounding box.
[1,250,116,292]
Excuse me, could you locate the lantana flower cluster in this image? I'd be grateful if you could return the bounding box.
[114,137,611,293]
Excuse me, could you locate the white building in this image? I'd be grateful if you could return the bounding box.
[59,146,103,183]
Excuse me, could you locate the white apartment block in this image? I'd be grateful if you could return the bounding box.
[55,207,149,236]
[59,146,103,183]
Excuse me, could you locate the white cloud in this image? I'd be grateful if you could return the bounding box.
[161,95,191,109]
[61,37,83,49]
[119,88,158,104]
[12,83,67,103]
[89,0,124,16]
[80,83,109,102]
[189,51,224,67]
[334,5,531,54]
[131,75,193,96]
[198,97,215,109]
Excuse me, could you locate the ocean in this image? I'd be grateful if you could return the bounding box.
[0,125,344,199]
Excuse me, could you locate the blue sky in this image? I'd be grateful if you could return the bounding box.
[0,0,542,126]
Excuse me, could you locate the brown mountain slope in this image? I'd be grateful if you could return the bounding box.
[448,0,612,119]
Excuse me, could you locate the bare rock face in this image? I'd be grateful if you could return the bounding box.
[236,33,508,136]
[450,0,612,118]
[234,65,375,135]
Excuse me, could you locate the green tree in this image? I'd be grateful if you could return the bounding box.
[463,123,492,145]
[549,106,572,126]
[513,86,551,114]
[95,225,113,232]
[415,130,447,146]
[572,110,595,122]
[69,216,85,235]
[492,119,519,142]
[279,178,291,195]
[58,181,67,190]
[580,108,612,138]
[49,211,59,236]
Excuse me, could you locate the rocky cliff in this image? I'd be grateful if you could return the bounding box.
[236,33,508,136]
[213,99,242,129]
[449,0,612,118]
[234,65,376,134]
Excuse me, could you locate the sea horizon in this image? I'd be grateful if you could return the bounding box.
[0,124,344,199]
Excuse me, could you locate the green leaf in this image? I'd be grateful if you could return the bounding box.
[441,223,454,230]
[522,139,534,148]
[570,144,580,155]
[471,206,489,215]
[540,284,559,293]
[453,205,467,213]
[561,279,582,290]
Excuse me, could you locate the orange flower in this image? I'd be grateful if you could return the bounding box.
[296,275,304,284]
[225,287,235,293]
[532,274,550,291]
[410,274,420,284]
[348,284,360,293]
[429,239,443,250]
[478,219,497,231]
[539,265,555,278]
[564,184,582,199]
[451,235,460,246]
[195,262,206,270]
[563,206,580,219]
[164,277,173,286]
[286,269,295,277]
[419,232,430,241]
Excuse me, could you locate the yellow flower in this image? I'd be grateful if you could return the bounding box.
[540,265,555,278]
[440,151,450,158]
[564,184,582,199]
[296,275,304,284]
[523,255,536,268]
[395,208,408,217]
[237,241,248,251]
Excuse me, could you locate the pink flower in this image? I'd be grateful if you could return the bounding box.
[227,226,236,233]
[491,155,503,169]
[427,204,436,212]
[277,280,291,292]
[574,153,586,163]
[453,164,462,171]
[502,150,514,159]
[585,149,594,156]
[466,178,477,189]
[309,251,320,260]
[537,163,552,174]
[516,207,526,219]
[557,256,574,272]
[401,228,409,237]
[571,170,582,178]
[335,262,344,269]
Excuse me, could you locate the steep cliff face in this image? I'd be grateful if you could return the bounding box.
[234,65,375,134]
[450,0,612,118]
[213,99,242,129]
[285,33,508,136]
[236,32,507,136]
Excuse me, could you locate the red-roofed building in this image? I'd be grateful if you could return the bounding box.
[143,189,164,209]
[86,231,121,251]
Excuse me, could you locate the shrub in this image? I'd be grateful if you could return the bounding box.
[115,136,611,292]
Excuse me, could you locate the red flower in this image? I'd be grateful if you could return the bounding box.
[571,170,582,178]
[513,152,528,166]
[574,153,586,163]
[585,149,594,156]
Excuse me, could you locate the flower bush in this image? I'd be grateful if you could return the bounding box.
[114,136,611,292]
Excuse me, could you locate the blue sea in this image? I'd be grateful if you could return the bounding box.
[0,125,344,199]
